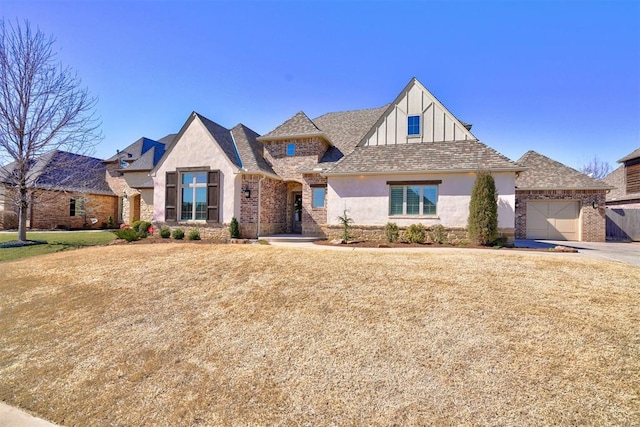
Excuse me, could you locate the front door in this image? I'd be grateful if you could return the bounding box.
[292,192,302,234]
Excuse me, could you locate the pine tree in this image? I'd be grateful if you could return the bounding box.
[467,171,498,245]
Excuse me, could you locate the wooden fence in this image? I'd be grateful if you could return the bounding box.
[606,208,640,241]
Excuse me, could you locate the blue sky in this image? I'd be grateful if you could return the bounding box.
[1,0,638,171]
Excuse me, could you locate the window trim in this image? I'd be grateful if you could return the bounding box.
[179,171,208,222]
[407,115,421,137]
[69,197,85,217]
[388,182,440,217]
[311,185,326,209]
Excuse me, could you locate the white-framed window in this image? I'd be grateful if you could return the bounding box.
[286,143,296,156]
[407,115,421,136]
[69,197,85,217]
[180,171,207,221]
[312,186,326,208]
[389,182,439,216]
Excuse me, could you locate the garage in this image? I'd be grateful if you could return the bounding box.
[526,200,580,240]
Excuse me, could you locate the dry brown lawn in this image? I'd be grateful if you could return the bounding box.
[0,244,638,426]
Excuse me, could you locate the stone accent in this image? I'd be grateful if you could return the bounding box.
[515,189,607,242]
[323,225,515,244]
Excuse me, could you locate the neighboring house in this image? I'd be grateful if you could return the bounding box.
[104,135,174,224]
[0,150,117,229]
[604,147,640,208]
[515,151,612,241]
[152,78,525,241]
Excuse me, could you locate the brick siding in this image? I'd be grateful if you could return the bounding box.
[515,190,607,242]
[28,190,118,229]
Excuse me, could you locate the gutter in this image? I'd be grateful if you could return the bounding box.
[321,167,528,177]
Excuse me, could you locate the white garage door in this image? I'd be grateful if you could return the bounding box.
[526,201,580,240]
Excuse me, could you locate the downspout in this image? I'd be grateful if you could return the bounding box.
[256,175,266,238]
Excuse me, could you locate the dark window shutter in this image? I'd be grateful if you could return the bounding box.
[207,171,219,223]
[165,172,177,222]
[69,198,76,217]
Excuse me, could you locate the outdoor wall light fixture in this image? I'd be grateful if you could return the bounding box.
[243,186,251,198]
[514,201,520,209]
[122,192,127,200]
[592,200,599,209]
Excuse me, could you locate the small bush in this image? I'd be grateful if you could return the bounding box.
[384,222,399,243]
[160,226,171,238]
[131,220,142,231]
[429,224,447,244]
[0,211,18,229]
[229,217,240,239]
[337,209,354,241]
[134,221,152,238]
[113,228,139,242]
[404,223,426,243]
[107,215,116,229]
[188,229,201,241]
[172,228,185,240]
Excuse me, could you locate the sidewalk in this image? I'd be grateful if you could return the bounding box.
[0,402,58,427]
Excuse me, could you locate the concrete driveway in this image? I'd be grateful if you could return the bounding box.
[516,239,640,267]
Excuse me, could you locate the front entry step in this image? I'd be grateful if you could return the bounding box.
[261,234,324,243]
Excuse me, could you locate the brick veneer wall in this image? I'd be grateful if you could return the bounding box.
[153,223,230,240]
[301,173,327,236]
[29,190,118,229]
[515,190,607,242]
[240,174,287,238]
[263,137,329,181]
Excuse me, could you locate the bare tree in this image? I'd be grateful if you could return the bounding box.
[0,19,101,241]
[580,156,612,180]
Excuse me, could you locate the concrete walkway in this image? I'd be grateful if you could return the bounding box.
[0,402,58,426]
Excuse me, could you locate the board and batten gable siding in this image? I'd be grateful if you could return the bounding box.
[152,117,241,223]
[364,80,474,146]
[326,172,516,229]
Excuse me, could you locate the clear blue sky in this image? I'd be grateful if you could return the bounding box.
[2,0,639,171]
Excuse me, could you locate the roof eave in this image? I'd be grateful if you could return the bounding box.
[323,167,525,177]
[256,132,333,145]
[236,169,282,181]
[516,186,614,191]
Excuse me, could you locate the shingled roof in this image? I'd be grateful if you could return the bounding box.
[326,140,524,175]
[231,124,277,176]
[516,150,612,190]
[258,111,326,141]
[1,150,113,195]
[105,136,169,171]
[618,147,640,163]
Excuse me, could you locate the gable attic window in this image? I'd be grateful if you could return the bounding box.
[165,170,220,223]
[407,115,421,136]
[119,156,128,169]
[286,143,296,156]
[388,180,441,216]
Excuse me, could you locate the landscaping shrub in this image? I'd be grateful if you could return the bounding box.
[107,215,116,229]
[160,226,171,239]
[429,224,447,244]
[468,171,498,245]
[229,217,240,239]
[0,211,18,229]
[131,220,142,232]
[113,228,139,242]
[384,222,399,243]
[172,228,185,240]
[135,221,152,238]
[188,229,201,241]
[404,223,426,243]
[337,209,354,241]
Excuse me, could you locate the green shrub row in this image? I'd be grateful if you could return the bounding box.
[384,222,449,244]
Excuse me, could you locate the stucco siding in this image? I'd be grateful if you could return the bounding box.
[153,118,240,223]
[327,172,515,229]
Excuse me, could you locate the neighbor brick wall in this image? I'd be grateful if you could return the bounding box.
[515,190,607,242]
[30,190,118,229]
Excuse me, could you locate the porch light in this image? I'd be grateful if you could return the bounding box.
[243,186,251,198]
[123,191,127,200]
[592,200,599,209]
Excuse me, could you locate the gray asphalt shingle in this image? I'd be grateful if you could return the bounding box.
[516,150,611,190]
